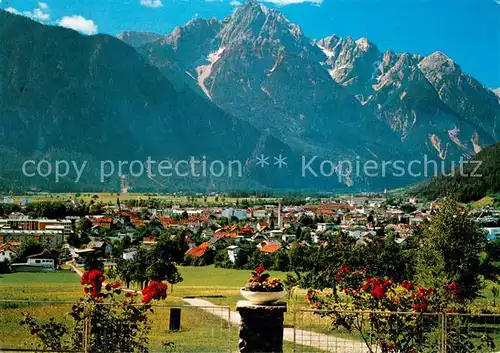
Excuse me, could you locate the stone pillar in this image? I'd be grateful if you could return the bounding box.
[236,300,287,353]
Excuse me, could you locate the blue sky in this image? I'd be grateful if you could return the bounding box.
[2,0,499,88]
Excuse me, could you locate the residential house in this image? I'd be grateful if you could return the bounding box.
[122,248,138,261]
[0,243,15,263]
[185,242,214,259]
[221,208,247,220]
[257,240,282,254]
[227,245,242,264]
[87,240,114,256]
[484,227,500,241]
[142,237,158,247]
[316,223,339,232]
[257,221,269,232]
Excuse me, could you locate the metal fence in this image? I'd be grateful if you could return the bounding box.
[2,300,499,353]
[292,309,500,353]
[0,300,231,353]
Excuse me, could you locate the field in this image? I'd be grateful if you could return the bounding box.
[12,192,277,206]
[472,196,497,208]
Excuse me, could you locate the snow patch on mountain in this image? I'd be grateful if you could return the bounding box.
[196,47,226,100]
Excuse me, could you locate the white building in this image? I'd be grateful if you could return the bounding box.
[221,208,247,220]
[484,227,500,241]
[316,223,338,232]
[227,245,240,264]
[122,248,138,261]
[0,247,15,263]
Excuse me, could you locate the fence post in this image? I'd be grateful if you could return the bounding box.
[227,309,231,353]
[83,302,90,353]
[441,313,447,353]
[237,300,287,353]
[293,309,296,353]
[169,308,181,331]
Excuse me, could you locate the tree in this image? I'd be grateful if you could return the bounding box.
[77,217,92,244]
[116,258,133,288]
[415,197,486,302]
[66,233,81,248]
[273,250,289,272]
[13,240,44,263]
[146,238,183,285]
[84,253,104,272]
[295,226,303,241]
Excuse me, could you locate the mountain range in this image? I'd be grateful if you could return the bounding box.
[1,0,499,193]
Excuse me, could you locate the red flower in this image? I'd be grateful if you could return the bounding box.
[371,285,386,299]
[141,293,153,303]
[401,281,414,291]
[88,269,104,282]
[447,282,461,297]
[111,281,121,289]
[254,265,266,274]
[383,279,393,288]
[141,281,168,303]
[336,265,351,276]
[80,269,105,297]
[125,291,137,298]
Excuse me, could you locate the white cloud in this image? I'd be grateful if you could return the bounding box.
[230,0,242,6]
[261,0,322,6]
[6,7,20,15]
[140,0,163,8]
[57,15,98,35]
[21,2,51,22]
[495,0,500,4]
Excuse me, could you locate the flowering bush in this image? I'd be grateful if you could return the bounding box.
[243,265,284,292]
[21,269,170,352]
[80,269,106,297]
[307,265,495,353]
[142,281,168,303]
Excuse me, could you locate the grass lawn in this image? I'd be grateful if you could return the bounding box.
[472,196,496,208]
[0,270,83,301]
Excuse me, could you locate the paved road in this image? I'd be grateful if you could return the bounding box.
[183,298,368,353]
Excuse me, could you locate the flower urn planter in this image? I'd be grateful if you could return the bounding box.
[240,288,286,305]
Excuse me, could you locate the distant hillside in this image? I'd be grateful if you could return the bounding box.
[412,142,500,202]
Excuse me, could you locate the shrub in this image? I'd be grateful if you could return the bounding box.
[21,269,169,352]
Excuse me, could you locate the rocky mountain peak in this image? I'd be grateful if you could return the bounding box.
[218,0,304,47]
[355,37,376,52]
[167,18,222,49]
[418,51,459,74]
[316,34,341,51]
[117,31,163,48]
